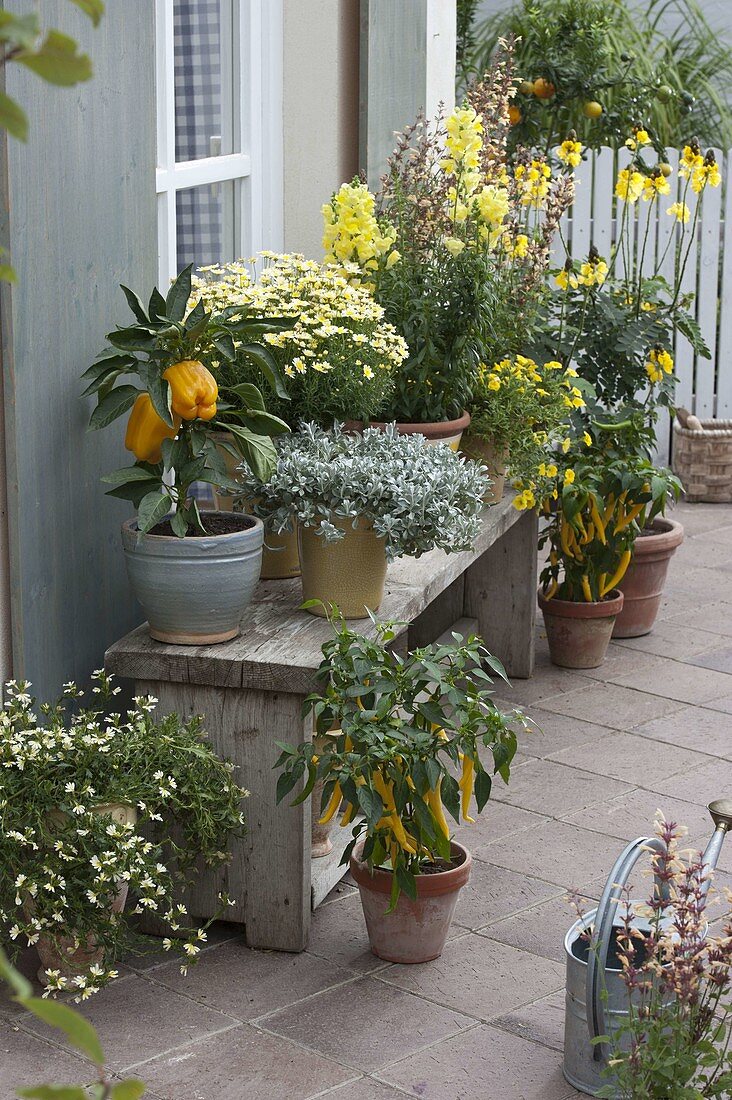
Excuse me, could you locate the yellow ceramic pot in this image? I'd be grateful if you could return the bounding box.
[461,434,508,504]
[260,524,301,580]
[299,517,387,619]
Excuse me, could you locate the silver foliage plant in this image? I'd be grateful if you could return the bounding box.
[238,422,490,560]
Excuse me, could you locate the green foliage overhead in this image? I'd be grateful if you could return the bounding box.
[463,0,732,151]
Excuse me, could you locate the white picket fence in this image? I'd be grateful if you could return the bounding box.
[555,146,732,464]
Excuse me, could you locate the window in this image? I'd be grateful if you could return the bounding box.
[155,0,284,287]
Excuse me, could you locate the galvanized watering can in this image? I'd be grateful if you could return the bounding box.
[563,799,732,1097]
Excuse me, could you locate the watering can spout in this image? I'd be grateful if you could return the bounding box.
[702,800,732,891]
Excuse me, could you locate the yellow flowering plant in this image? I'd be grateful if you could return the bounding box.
[323,43,575,423]
[190,253,407,427]
[468,354,585,482]
[534,131,721,428]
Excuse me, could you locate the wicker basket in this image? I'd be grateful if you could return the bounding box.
[673,418,732,503]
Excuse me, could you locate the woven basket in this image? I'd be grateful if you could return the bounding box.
[673,418,732,502]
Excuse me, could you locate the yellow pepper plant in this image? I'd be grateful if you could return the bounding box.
[275,608,528,907]
[529,428,681,603]
[82,265,291,536]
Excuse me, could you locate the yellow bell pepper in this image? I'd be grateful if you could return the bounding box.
[124,393,180,463]
[163,359,218,421]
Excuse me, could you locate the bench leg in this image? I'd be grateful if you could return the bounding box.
[137,679,311,952]
[463,509,538,679]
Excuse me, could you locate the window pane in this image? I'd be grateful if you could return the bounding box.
[174,0,235,162]
[176,180,236,272]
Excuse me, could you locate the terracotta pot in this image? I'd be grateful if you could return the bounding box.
[538,588,624,669]
[612,518,684,639]
[350,840,472,963]
[299,517,387,619]
[460,434,508,503]
[37,803,137,984]
[345,411,471,451]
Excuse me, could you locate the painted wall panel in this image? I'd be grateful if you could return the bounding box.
[0,0,157,700]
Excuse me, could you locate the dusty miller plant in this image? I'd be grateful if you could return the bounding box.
[238,423,489,560]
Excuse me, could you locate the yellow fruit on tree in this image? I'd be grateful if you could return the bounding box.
[533,77,556,100]
[518,80,534,95]
[583,101,603,119]
[508,105,522,125]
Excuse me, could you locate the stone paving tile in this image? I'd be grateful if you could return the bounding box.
[613,621,727,661]
[700,694,732,715]
[671,503,732,536]
[454,858,561,930]
[20,973,237,1073]
[306,891,388,973]
[537,682,684,730]
[545,729,708,786]
[133,1023,353,1099]
[477,892,597,964]
[147,938,354,1021]
[0,1020,95,1095]
[490,757,632,818]
[478,820,631,891]
[492,990,567,1054]
[512,707,612,760]
[597,655,732,706]
[661,600,732,636]
[493,665,588,707]
[379,1024,583,1099]
[318,1079,406,1098]
[452,800,550,852]
[258,976,475,1073]
[687,644,732,674]
[632,705,732,758]
[641,757,732,805]
[379,933,564,1022]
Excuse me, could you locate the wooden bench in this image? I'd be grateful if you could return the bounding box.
[105,494,538,952]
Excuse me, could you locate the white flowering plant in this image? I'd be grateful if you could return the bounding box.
[190,254,407,426]
[238,423,489,560]
[0,672,247,999]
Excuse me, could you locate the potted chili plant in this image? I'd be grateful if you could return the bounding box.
[82,265,290,644]
[275,609,528,963]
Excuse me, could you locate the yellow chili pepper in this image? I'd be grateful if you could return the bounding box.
[601,549,632,596]
[318,782,342,825]
[589,498,607,544]
[615,502,644,533]
[543,578,559,600]
[602,493,617,527]
[581,574,593,602]
[124,393,181,463]
[163,359,218,420]
[373,770,416,854]
[426,777,450,839]
[340,800,357,826]
[458,754,476,824]
[580,521,595,546]
[560,517,574,558]
[598,571,607,594]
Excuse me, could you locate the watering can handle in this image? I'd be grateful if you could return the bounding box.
[586,834,666,1058]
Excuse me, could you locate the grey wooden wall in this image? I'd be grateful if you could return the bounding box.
[0,0,157,701]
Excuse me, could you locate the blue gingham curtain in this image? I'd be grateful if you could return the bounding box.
[174,0,223,272]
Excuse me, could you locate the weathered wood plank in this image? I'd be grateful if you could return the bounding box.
[139,679,311,952]
[107,494,525,691]
[463,508,538,679]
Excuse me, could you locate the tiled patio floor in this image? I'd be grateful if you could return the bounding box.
[3,499,732,1099]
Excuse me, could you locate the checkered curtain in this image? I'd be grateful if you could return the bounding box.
[174,0,223,272]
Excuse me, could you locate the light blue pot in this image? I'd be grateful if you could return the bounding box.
[121,512,264,645]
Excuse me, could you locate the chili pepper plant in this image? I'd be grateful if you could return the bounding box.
[275,608,529,907]
[526,425,681,603]
[82,264,290,536]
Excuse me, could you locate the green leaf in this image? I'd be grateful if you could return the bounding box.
[68,0,105,27]
[0,946,32,999]
[120,284,149,324]
[0,263,16,283]
[165,264,192,323]
[396,864,418,902]
[23,997,105,1064]
[17,31,93,86]
[148,286,167,322]
[137,491,171,535]
[239,342,290,400]
[474,768,492,813]
[170,510,188,538]
[227,382,265,410]
[0,92,27,140]
[238,410,291,437]
[110,1083,146,1100]
[357,786,384,830]
[101,465,159,487]
[108,327,158,353]
[18,1087,89,1100]
[212,332,236,361]
[225,425,277,481]
[441,772,461,823]
[89,385,138,430]
[143,368,174,428]
[276,769,299,804]
[80,355,136,397]
[0,12,40,50]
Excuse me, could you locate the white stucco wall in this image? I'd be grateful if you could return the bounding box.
[282,0,360,259]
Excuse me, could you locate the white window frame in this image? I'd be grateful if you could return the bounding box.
[155,0,284,287]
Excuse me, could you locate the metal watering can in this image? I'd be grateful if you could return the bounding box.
[563,799,732,1097]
